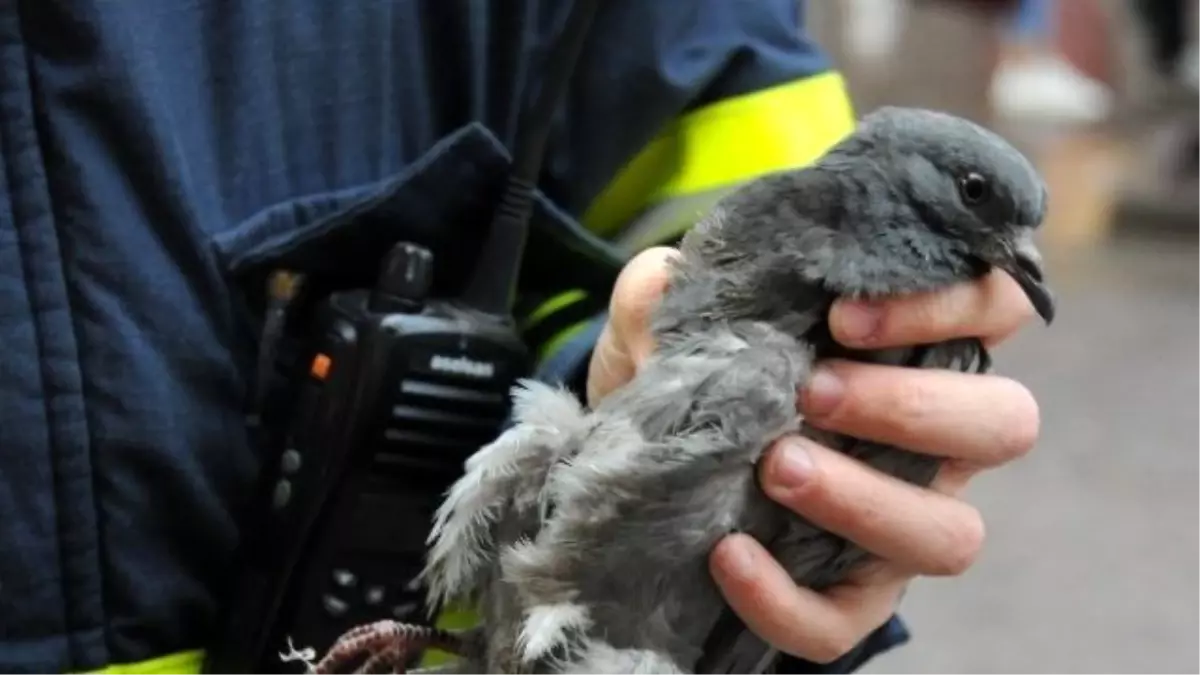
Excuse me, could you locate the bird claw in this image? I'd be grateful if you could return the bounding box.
[303,620,467,674]
[353,643,407,674]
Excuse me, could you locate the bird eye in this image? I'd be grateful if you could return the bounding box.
[958,172,990,205]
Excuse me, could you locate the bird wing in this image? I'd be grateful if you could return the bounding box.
[695,338,988,674]
[490,321,813,674]
[420,379,591,612]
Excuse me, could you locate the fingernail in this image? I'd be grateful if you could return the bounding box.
[836,300,883,343]
[720,536,757,581]
[802,367,844,417]
[769,439,814,490]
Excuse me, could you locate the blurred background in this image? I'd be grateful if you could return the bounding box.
[803,0,1199,672]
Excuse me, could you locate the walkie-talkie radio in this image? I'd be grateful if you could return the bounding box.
[205,241,531,674]
[203,2,601,672]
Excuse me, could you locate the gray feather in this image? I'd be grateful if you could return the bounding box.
[421,380,591,611]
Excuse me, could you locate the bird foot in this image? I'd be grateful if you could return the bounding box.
[296,620,466,674]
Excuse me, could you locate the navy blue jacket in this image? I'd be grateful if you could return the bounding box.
[0,1,907,671]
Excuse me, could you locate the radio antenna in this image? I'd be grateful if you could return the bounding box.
[459,0,600,315]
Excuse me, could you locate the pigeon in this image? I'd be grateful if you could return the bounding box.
[307,105,1055,674]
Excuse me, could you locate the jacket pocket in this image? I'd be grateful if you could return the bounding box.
[210,121,626,325]
[211,123,517,311]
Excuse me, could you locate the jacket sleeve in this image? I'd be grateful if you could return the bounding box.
[528,0,857,391]
[526,4,907,671]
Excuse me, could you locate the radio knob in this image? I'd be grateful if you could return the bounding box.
[372,242,433,312]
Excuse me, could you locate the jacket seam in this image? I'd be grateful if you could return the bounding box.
[3,4,108,669]
[0,12,74,666]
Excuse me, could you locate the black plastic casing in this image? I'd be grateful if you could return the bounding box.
[205,258,529,673]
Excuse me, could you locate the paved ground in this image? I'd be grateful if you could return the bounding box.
[862,237,1199,674]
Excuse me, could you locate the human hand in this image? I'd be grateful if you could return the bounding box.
[587,246,1042,664]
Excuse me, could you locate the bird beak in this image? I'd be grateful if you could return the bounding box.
[995,232,1055,325]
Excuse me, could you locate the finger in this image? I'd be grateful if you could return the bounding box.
[800,360,1041,467]
[587,246,678,406]
[929,459,982,497]
[607,246,678,363]
[586,321,634,408]
[758,437,987,577]
[710,533,909,664]
[829,268,1036,349]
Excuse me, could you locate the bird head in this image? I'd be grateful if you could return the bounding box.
[828,106,1056,324]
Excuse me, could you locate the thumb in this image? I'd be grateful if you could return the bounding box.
[586,246,678,406]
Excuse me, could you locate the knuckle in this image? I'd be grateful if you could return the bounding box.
[885,375,940,434]
[886,295,949,342]
[915,283,976,335]
[934,506,986,576]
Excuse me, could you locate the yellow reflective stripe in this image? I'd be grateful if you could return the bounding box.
[519,289,601,370]
[78,610,480,673]
[519,288,588,333]
[420,602,482,668]
[582,70,856,237]
[613,186,738,253]
[77,611,479,674]
[536,317,596,366]
[82,649,203,675]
